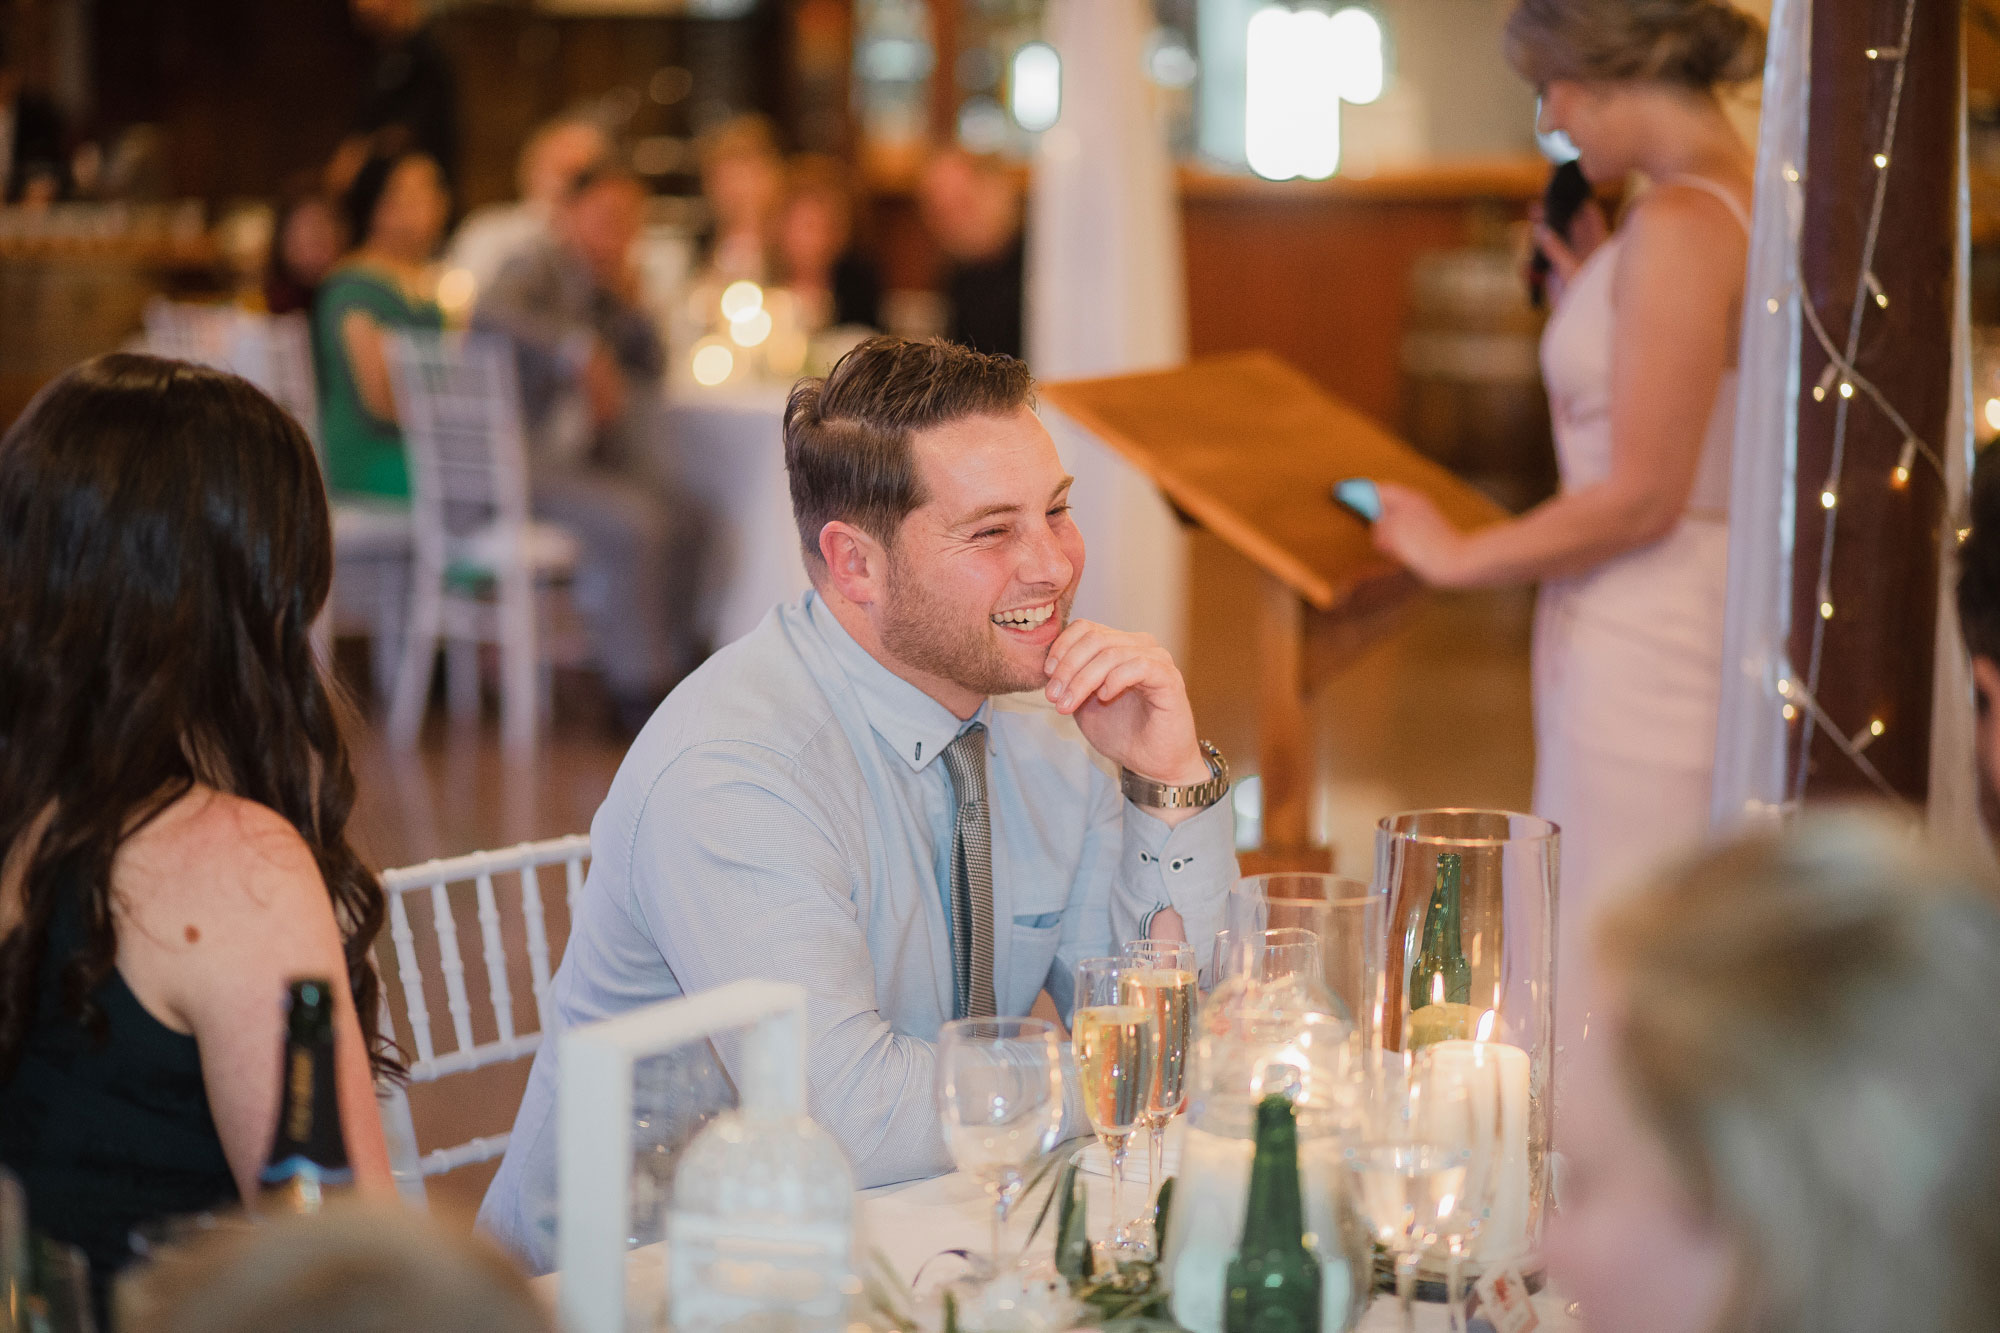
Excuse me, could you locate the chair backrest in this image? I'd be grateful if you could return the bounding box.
[384,329,535,577]
[140,300,320,446]
[376,834,591,1185]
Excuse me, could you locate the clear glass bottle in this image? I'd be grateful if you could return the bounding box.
[667,1036,856,1333]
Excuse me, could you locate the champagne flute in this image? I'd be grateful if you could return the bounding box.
[1345,1051,1474,1333]
[936,1018,1065,1269]
[1073,957,1158,1260]
[1118,939,1197,1213]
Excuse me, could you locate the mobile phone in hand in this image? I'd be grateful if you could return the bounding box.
[1332,478,1382,524]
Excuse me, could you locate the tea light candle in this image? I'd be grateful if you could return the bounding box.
[1423,1038,1532,1263]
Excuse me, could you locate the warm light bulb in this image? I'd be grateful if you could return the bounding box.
[1865,47,1881,58]
[1892,465,1911,489]
[1820,601,1835,620]
[1869,719,1885,737]
[1777,677,1793,697]
[1766,297,1780,314]
[1783,165,1800,182]
[690,338,734,386]
[1984,398,2000,432]
[1813,385,1828,402]
[1874,153,1889,169]
[1820,489,1838,510]
[728,307,774,347]
[1783,703,1797,721]
[1838,381,1855,399]
[719,280,764,322]
[1875,292,1889,309]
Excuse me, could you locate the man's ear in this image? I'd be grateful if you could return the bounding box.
[818,520,887,607]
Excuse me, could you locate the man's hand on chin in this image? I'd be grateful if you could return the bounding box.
[1042,620,1213,826]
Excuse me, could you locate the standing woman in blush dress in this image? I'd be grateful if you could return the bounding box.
[1368,0,1763,1067]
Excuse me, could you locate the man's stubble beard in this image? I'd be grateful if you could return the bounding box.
[880,549,1072,700]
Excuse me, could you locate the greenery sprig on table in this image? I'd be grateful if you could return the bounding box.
[867,1145,1188,1333]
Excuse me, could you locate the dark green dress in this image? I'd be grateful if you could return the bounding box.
[313,263,444,499]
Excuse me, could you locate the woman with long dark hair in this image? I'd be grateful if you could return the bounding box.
[0,355,397,1297]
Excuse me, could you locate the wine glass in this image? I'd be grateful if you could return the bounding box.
[1118,939,1197,1211]
[1073,957,1158,1260]
[1411,1044,1504,1333]
[1344,1051,1475,1333]
[936,1018,1065,1269]
[1211,926,1342,1018]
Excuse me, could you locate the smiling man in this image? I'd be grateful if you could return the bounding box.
[478,337,1236,1272]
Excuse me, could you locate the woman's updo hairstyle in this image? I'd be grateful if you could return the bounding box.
[1506,0,1767,89]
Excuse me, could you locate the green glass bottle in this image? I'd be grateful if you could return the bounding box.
[257,978,354,1213]
[1224,1095,1320,1333]
[1409,851,1473,1010]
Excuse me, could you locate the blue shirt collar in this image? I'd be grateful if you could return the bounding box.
[804,591,992,773]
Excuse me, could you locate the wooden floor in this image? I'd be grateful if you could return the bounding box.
[347,551,1535,1224]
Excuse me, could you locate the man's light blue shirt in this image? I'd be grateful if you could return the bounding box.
[479,592,1236,1271]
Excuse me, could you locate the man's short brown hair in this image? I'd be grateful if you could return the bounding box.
[783,335,1035,567]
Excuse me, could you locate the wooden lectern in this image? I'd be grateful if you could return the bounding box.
[1042,351,1507,873]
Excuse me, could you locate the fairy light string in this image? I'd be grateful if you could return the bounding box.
[1778,0,1926,804]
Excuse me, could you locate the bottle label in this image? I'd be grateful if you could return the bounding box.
[666,1213,851,1333]
[1473,1266,1539,1333]
[258,1155,356,1189]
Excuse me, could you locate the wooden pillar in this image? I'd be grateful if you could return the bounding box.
[1788,0,1960,799]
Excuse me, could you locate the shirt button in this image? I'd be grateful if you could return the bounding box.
[1169,857,1186,872]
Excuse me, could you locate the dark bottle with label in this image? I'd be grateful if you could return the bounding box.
[1409,851,1473,1010]
[257,978,354,1212]
[1224,1094,1320,1333]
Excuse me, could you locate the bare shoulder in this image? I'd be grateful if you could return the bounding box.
[114,787,329,932]
[1620,183,1750,268]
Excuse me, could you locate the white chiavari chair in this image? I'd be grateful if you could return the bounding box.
[376,834,591,1204]
[384,330,583,751]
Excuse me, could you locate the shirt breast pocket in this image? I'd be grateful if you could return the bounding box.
[1008,911,1064,1010]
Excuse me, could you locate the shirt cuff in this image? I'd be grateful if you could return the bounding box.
[1123,795,1237,950]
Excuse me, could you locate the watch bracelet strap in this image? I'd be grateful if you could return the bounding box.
[1121,741,1229,810]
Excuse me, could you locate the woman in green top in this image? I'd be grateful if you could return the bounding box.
[315,149,450,498]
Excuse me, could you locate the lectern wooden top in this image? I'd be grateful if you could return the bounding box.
[1041,351,1508,613]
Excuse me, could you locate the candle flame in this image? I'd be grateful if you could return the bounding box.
[1477,1009,1497,1043]
[1431,974,1445,1006]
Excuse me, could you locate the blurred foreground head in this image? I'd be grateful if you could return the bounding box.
[119,1203,554,1333]
[1555,811,2000,1333]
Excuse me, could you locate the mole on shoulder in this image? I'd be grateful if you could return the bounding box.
[184,924,200,943]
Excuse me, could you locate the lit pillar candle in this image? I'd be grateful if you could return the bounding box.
[1423,1039,1531,1264]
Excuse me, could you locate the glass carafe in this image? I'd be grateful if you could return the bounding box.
[1159,1008,1370,1333]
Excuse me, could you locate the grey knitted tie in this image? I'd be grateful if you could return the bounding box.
[941,723,997,1019]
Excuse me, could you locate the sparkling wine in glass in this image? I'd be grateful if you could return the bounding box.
[1118,939,1196,1216]
[1073,957,1157,1260]
[936,1018,1065,1270]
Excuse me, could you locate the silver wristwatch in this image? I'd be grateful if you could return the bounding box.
[1121,741,1230,811]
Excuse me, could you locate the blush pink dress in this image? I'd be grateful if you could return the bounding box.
[1532,176,1750,1065]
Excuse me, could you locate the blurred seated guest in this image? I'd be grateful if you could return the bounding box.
[1554,812,2000,1333]
[0,31,69,204]
[446,113,608,300]
[695,114,783,283]
[474,159,700,726]
[119,1202,553,1333]
[479,337,1235,1271]
[1957,442,2000,831]
[342,0,459,186]
[0,357,398,1311]
[264,178,349,318]
[776,154,882,332]
[313,148,449,498]
[917,148,1025,358]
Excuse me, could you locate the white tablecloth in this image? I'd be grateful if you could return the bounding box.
[664,382,810,653]
[662,384,1192,661]
[534,1157,1578,1333]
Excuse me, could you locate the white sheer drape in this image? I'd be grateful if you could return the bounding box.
[1710,0,1979,844]
[1710,0,1811,827]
